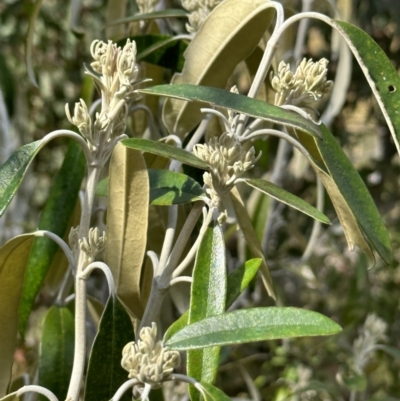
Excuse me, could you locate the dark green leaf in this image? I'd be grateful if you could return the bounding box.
[0,49,16,117]
[197,382,232,401]
[95,177,109,197]
[121,138,208,169]
[84,296,134,401]
[148,169,204,205]
[139,84,323,139]
[333,20,400,154]
[165,307,342,350]
[316,124,392,264]
[244,178,330,224]
[188,222,226,400]
[376,345,400,360]
[0,141,42,217]
[19,141,86,334]
[226,258,261,308]
[107,9,188,26]
[38,306,74,401]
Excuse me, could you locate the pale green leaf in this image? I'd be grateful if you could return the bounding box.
[165,307,342,350]
[197,382,232,401]
[106,9,188,27]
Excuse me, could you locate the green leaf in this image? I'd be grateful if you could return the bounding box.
[106,9,188,27]
[19,140,86,334]
[0,141,42,217]
[244,178,330,224]
[148,169,204,205]
[120,35,188,73]
[376,345,400,360]
[342,374,367,392]
[226,258,261,308]
[332,20,400,154]
[0,234,34,397]
[162,0,276,137]
[38,306,74,401]
[165,307,342,350]
[140,84,323,139]
[188,222,227,400]
[84,296,134,401]
[121,138,208,169]
[315,125,392,264]
[197,382,232,401]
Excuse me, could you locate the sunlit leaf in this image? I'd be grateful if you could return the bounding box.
[121,138,208,169]
[188,222,226,400]
[165,307,342,350]
[244,178,330,224]
[141,84,323,139]
[0,234,34,397]
[38,306,74,400]
[161,0,276,137]
[19,141,85,334]
[106,9,188,27]
[105,143,149,319]
[197,382,232,401]
[84,296,133,401]
[332,20,400,154]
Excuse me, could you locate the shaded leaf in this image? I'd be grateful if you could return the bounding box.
[230,187,275,299]
[121,138,208,169]
[0,235,34,397]
[376,345,400,361]
[38,306,74,401]
[106,9,188,27]
[162,0,276,137]
[0,391,19,401]
[188,223,227,400]
[26,0,43,87]
[141,84,323,139]
[165,307,342,350]
[342,374,367,392]
[19,140,86,334]
[332,20,400,154]
[244,178,330,224]
[84,296,134,401]
[105,143,149,318]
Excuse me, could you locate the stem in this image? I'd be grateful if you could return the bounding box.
[16,386,59,401]
[157,204,178,274]
[78,261,116,297]
[170,276,193,286]
[112,378,139,401]
[67,165,102,401]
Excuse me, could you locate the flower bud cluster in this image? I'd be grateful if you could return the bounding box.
[66,39,139,162]
[270,58,333,107]
[194,132,260,220]
[181,0,223,33]
[68,226,106,264]
[121,323,180,388]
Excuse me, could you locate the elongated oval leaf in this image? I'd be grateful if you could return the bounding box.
[0,234,34,397]
[148,169,204,205]
[162,0,276,137]
[106,9,188,27]
[121,138,208,169]
[332,20,400,154]
[105,143,149,319]
[0,140,43,217]
[84,296,133,401]
[315,125,392,264]
[230,187,276,299]
[19,140,86,334]
[188,222,227,399]
[244,178,330,224]
[197,382,232,401]
[38,306,74,401]
[142,84,322,139]
[165,307,342,350]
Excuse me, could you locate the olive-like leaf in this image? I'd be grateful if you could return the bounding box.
[121,138,208,169]
[244,178,331,224]
[0,235,34,397]
[188,222,227,400]
[26,0,43,87]
[230,187,276,299]
[332,20,400,154]
[19,140,86,334]
[162,0,276,137]
[197,382,232,401]
[165,307,342,350]
[84,296,134,401]
[105,143,149,319]
[0,140,43,217]
[141,84,323,139]
[38,306,74,401]
[106,9,188,27]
